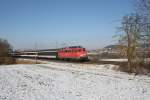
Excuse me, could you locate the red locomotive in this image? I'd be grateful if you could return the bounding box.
[57,46,88,60]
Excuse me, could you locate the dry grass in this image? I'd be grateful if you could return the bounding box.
[117,62,150,75]
[0,57,16,65]
[16,59,42,64]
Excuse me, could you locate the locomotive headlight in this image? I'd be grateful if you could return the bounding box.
[80,54,86,57]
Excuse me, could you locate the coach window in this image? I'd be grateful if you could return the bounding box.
[83,48,85,51]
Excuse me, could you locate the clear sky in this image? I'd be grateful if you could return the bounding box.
[0,0,133,50]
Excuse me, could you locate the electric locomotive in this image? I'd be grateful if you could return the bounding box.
[57,46,88,60]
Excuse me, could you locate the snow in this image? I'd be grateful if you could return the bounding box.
[100,59,128,62]
[0,62,150,100]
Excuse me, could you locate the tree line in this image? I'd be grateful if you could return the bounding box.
[0,38,15,64]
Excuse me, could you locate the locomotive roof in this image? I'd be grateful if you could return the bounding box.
[69,46,82,48]
[60,46,83,49]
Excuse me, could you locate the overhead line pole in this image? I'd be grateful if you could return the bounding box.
[35,42,37,64]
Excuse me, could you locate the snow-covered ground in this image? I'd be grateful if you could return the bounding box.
[100,58,128,62]
[0,62,150,100]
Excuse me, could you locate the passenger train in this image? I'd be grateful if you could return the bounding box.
[13,46,88,61]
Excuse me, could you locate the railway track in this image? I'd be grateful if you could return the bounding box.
[15,56,127,66]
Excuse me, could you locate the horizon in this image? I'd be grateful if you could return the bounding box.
[0,0,133,50]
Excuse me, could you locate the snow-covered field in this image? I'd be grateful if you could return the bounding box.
[0,62,150,100]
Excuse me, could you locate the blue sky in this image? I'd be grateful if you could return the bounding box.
[0,0,133,50]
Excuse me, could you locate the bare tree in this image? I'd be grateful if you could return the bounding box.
[136,0,150,65]
[115,0,150,73]
[137,0,150,17]
[119,14,142,72]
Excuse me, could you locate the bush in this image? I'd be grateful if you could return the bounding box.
[0,38,15,64]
